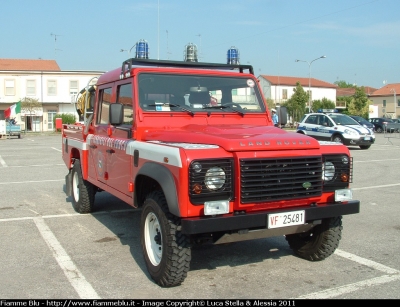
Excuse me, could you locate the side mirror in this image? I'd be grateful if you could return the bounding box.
[110,103,124,125]
[277,106,288,125]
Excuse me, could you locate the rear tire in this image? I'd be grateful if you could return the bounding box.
[141,190,191,287]
[285,216,342,261]
[71,160,95,213]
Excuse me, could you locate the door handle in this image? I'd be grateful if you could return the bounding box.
[89,145,97,149]
[106,149,115,154]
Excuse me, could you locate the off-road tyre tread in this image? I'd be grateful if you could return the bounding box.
[285,216,342,261]
[141,190,191,287]
[71,160,95,214]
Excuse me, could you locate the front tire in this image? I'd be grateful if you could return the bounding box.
[332,134,344,144]
[141,190,191,287]
[359,145,371,150]
[285,216,342,261]
[71,160,95,213]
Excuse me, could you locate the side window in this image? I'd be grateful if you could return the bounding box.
[98,87,113,124]
[317,115,328,126]
[117,83,134,125]
[305,115,318,124]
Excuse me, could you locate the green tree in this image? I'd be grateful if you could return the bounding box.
[282,82,308,122]
[334,80,354,88]
[265,97,275,110]
[347,86,370,117]
[311,97,336,111]
[21,97,42,115]
[53,113,77,132]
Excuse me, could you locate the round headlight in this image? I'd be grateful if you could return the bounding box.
[322,162,335,181]
[192,162,202,173]
[205,166,226,190]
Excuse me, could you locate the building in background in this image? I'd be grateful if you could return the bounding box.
[0,59,104,132]
[258,75,337,108]
[336,86,377,110]
[368,83,400,119]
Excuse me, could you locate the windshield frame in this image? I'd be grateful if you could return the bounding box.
[137,72,266,114]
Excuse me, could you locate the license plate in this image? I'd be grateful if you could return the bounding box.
[268,210,305,229]
[364,137,370,140]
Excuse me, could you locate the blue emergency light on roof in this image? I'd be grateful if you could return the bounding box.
[135,39,149,59]
[227,46,240,64]
[318,109,338,113]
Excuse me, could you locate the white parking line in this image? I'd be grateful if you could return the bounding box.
[354,158,400,163]
[0,179,64,185]
[51,147,61,152]
[0,155,7,167]
[33,217,101,299]
[5,164,65,168]
[335,249,399,274]
[297,249,400,298]
[297,274,400,299]
[352,183,400,190]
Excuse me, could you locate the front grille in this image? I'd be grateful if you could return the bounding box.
[240,157,323,203]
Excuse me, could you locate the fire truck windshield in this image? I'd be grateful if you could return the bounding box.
[138,73,265,113]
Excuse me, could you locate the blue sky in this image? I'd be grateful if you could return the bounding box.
[2,0,399,89]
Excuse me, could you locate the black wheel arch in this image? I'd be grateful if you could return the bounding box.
[136,162,180,216]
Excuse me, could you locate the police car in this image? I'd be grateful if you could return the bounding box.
[296,109,375,149]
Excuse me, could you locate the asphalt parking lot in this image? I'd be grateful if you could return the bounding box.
[0,132,399,299]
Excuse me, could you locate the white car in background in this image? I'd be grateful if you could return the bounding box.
[296,110,375,150]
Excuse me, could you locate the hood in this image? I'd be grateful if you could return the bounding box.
[344,124,373,135]
[143,124,321,151]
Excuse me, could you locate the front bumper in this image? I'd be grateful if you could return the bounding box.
[344,136,375,146]
[181,200,360,235]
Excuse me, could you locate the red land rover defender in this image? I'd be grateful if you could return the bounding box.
[62,51,359,287]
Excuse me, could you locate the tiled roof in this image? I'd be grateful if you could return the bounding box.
[336,88,355,97]
[336,86,378,97]
[259,75,337,89]
[369,83,400,97]
[0,59,60,71]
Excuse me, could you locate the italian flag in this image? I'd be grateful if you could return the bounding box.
[4,101,21,118]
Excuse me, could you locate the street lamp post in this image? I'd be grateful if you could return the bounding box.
[295,55,326,112]
[390,89,396,114]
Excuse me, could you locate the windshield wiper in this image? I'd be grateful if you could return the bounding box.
[202,105,244,117]
[168,103,195,116]
[146,103,195,116]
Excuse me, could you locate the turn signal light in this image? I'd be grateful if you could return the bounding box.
[341,173,349,182]
[192,183,202,194]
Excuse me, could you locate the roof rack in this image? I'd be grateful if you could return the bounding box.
[119,58,254,79]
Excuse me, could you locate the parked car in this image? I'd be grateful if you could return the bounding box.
[368,117,400,133]
[349,115,375,131]
[296,111,375,149]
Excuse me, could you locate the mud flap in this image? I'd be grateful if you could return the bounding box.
[65,171,72,197]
